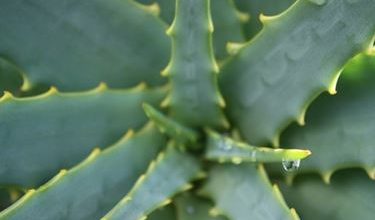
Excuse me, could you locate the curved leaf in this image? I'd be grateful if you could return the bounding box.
[0,0,169,91]
[280,169,375,220]
[102,145,201,220]
[0,125,166,220]
[0,84,165,188]
[280,53,375,182]
[220,0,375,146]
[200,164,299,220]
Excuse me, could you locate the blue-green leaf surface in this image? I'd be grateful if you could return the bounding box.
[0,125,166,220]
[0,0,169,91]
[0,85,165,188]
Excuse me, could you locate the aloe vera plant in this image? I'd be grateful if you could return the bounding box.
[0,0,374,219]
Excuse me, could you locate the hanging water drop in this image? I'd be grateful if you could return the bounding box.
[282,159,301,172]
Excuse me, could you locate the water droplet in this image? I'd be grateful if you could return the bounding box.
[282,159,300,172]
[218,139,232,151]
[186,206,195,214]
[251,151,257,161]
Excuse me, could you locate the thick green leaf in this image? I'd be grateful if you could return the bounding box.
[0,58,23,94]
[102,146,201,220]
[200,164,299,220]
[163,0,227,128]
[137,0,246,60]
[143,103,199,146]
[280,169,375,220]
[205,130,310,164]
[0,85,165,188]
[0,0,169,91]
[220,0,375,146]
[0,125,166,220]
[280,53,375,182]
[175,193,226,220]
[234,0,294,38]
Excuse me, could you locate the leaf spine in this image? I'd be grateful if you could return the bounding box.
[226,42,246,56]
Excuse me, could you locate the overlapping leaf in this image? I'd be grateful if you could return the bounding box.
[280,53,375,182]
[0,125,166,220]
[220,0,375,146]
[280,169,375,220]
[0,0,169,91]
[0,85,165,187]
[103,146,201,220]
[200,164,299,220]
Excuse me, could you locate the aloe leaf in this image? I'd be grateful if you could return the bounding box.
[0,84,165,188]
[0,0,169,91]
[163,0,228,129]
[175,193,226,220]
[137,0,246,60]
[234,0,294,38]
[0,125,166,220]
[205,130,311,164]
[0,58,23,94]
[280,170,375,220]
[102,145,201,220]
[143,103,199,146]
[200,164,299,220]
[220,0,375,146]
[280,53,375,182]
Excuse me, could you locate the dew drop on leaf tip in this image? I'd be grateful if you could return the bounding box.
[281,159,301,172]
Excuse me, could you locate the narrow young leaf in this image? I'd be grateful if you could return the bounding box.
[280,170,375,220]
[0,84,165,188]
[200,164,300,220]
[0,125,166,220]
[0,0,169,91]
[143,103,199,146]
[102,145,201,220]
[163,0,228,129]
[205,130,311,164]
[220,0,375,146]
[280,53,375,182]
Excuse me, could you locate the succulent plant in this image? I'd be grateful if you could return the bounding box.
[0,0,374,219]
